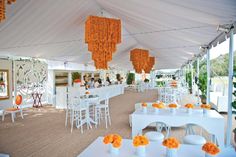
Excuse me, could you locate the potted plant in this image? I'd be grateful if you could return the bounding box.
[127,73,135,85]
[197,71,207,104]
[186,71,192,94]
[144,78,149,83]
[116,74,121,81]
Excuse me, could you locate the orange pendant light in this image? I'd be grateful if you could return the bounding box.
[85,16,121,69]
[130,48,155,73]
[0,0,16,22]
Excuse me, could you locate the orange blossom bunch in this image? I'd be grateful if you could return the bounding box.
[202,142,220,155]
[184,103,194,109]
[152,103,165,109]
[168,104,177,108]
[103,134,122,148]
[162,137,180,149]
[133,135,149,147]
[142,103,147,107]
[200,104,211,109]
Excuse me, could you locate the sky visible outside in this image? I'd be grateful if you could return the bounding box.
[210,34,236,60]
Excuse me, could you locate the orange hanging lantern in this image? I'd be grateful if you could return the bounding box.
[0,0,16,22]
[130,48,152,73]
[85,16,121,69]
[144,57,155,73]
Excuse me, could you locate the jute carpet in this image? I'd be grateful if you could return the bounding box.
[0,89,235,157]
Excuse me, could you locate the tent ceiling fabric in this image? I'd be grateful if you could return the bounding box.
[0,0,235,70]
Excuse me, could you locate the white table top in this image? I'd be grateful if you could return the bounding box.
[77,137,236,157]
[133,108,224,119]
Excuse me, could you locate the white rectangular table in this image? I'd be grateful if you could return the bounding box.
[77,137,236,157]
[131,108,225,148]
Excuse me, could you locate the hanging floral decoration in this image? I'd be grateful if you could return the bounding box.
[85,16,121,69]
[0,0,16,22]
[144,57,155,73]
[130,48,155,73]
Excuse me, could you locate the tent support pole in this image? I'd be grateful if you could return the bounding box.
[226,28,234,147]
[206,48,210,104]
[197,57,200,105]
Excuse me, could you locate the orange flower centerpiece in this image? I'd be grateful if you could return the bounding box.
[152,102,165,113]
[184,103,195,114]
[73,79,81,87]
[202,142,220,157]
[103,134,122,154]
[168,103,177,114]
[133,135,149,156]
[201,104,211,114]
[162,137,180,157]
[141,103,148,113]
[85,91,90,98]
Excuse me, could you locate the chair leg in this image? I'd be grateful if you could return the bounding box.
[95,108,98,128]
[104,108,108,129]
[65,109,68,127]
[11,113,15,123]
[20,110,24,119]
[71,111,74,133]
[107,107,111,126]
[79,110,83,134]
[2,111,5,121]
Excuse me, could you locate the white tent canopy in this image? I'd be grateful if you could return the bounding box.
[0,0,235,70]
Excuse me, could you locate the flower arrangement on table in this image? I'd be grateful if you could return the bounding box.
[141,103,148,113]
[73,79,81,83]
[184,103,194,109]
[202,142,220,157]
[201,104,211,114]
[162,137,180,149]
[133,135,149,156]
[103,134,122,148]
[168,104,177,114]
[162,137,180,157]
[184,103,194,114]
[200,104,211,109]
[152,102,165,113]
[168,104,177,108]
[142,103,147,107]
[133,135,149,147]
[152,103,165,109]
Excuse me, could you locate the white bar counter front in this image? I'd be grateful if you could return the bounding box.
[55,84,125,109]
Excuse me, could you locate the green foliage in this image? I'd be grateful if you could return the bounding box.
[144,78,149,83]
[185,71,192,91]
[156,81,164,87]
[232,78,236,111]
[211,52,236,77]
[198,71,207,97]
[126,73,135,85]
[72,72,81,82]
[116,74,121,81]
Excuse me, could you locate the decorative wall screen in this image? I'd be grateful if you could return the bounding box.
[14,60,48,104]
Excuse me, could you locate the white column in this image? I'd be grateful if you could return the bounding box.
[226,28,234,147]
[197,57,200,105]
[206,48,210,104]
[68,71,72,87]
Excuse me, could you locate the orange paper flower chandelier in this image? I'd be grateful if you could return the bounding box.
[0,0,16,22]
[85,16,121,69]
[130,48,155,73]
